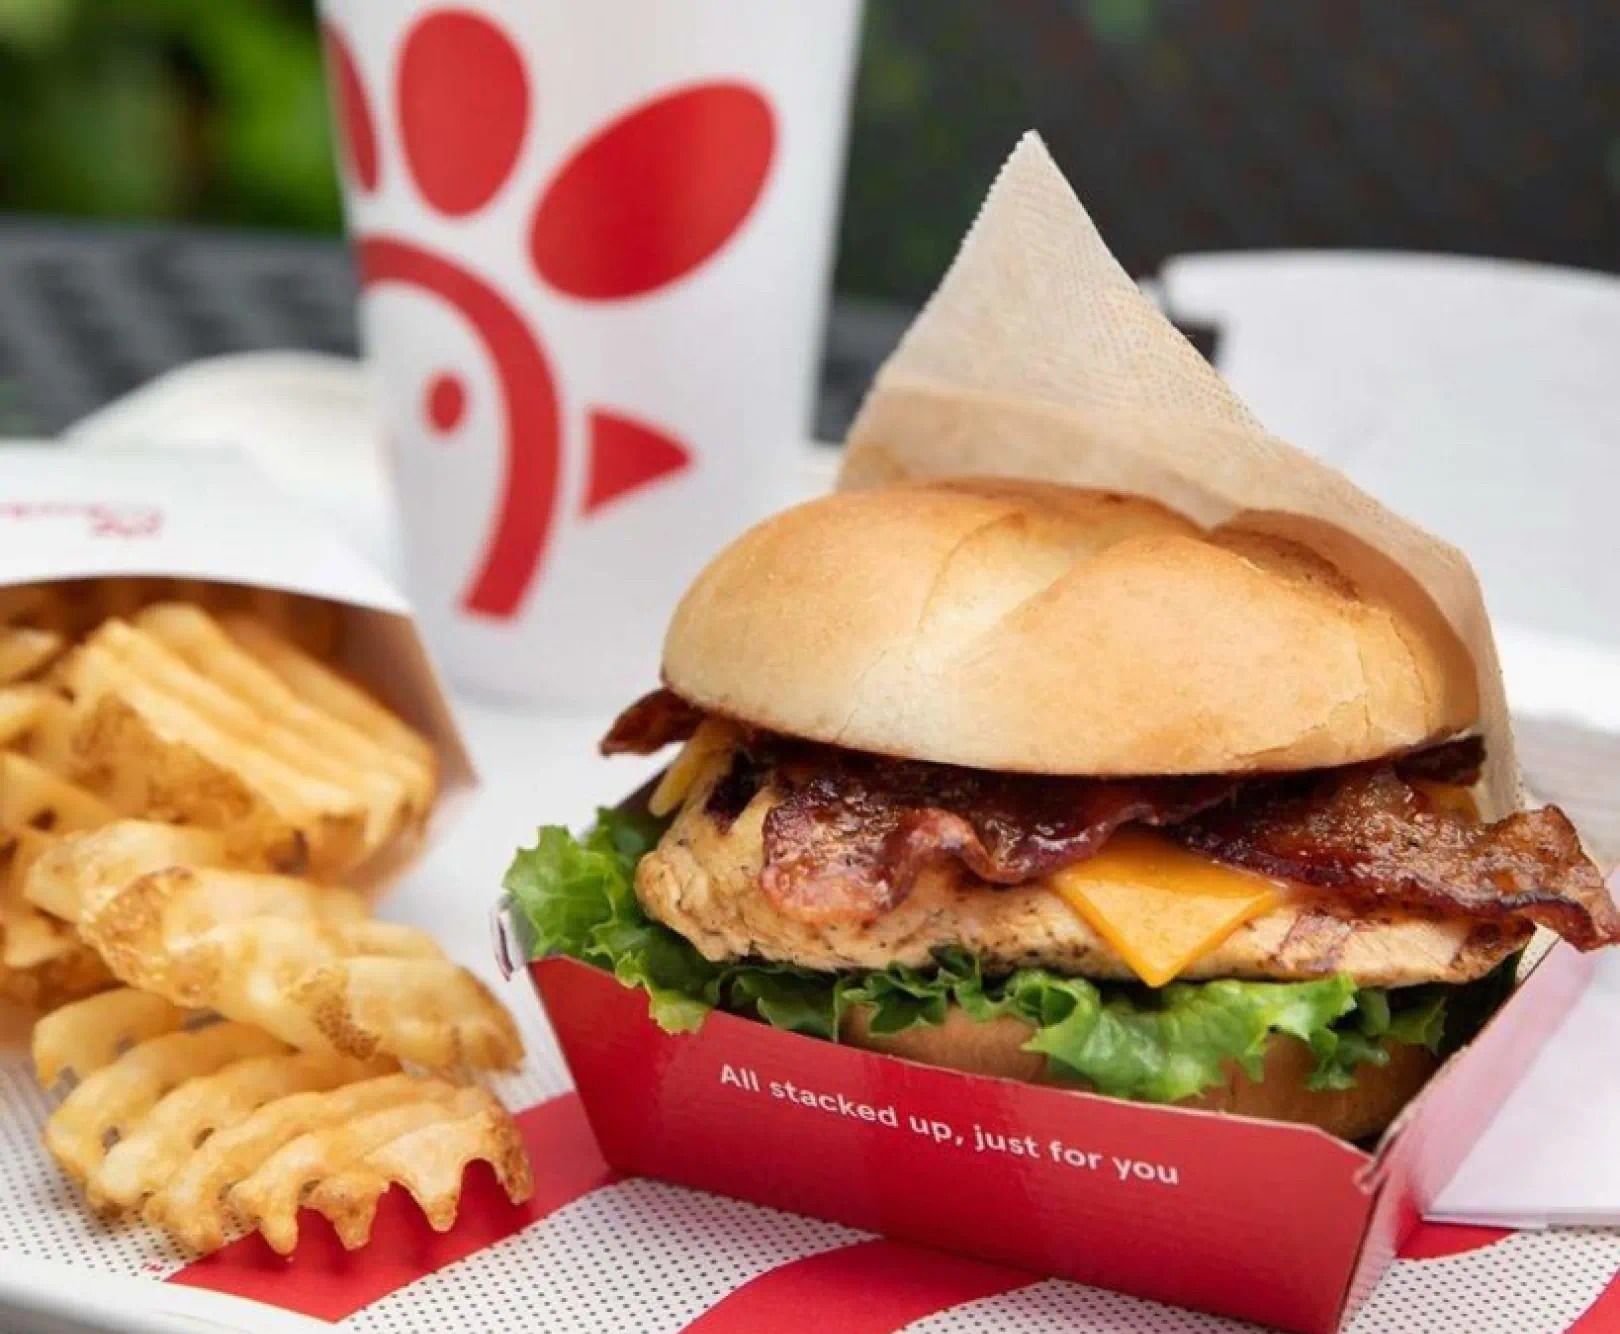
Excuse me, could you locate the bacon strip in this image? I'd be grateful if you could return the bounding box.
[600,688,703,756]
[601,690,1613,950]
[758,748,1232,924]
[1171,763,1620,951]
[748,734,1613,950]
[1392,735,1485,786]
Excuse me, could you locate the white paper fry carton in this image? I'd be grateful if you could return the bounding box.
[0,444,476,848]
[0,443,503,1327]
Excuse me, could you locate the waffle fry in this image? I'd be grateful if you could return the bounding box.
[145,1071,439,1251]
[151,584,344,663]
[45,1022,287,1195]
[10,690,75,774]
[0,627,66,684]
[0,752,116,834]
[289,951,520,1068]
[82,882,517,1068]
[61,638,369,876]
[11,587,526,1260]
[89,619,403,849]
[0,583,425,982]
[31,989,523,1254]
[76,860,369,955]
[0,580,443,1035]
[69,858,514,1068]
[32,987,188,1087]
[0,686,47,746]
[0,688,79,820]
[0,945,113,1012]
[229,1083,530,1255]
[133,604,430,838]
[222,614,437,778]
[91,1048,392,1216]
[33,822,516,1070]
[1,827,78,967]
[97,616,411,855]
[20,820,227,924]
[305,1088,531,1248]
[140,1073,530,1254]
[0,754,120,1003]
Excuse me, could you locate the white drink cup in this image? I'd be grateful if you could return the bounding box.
[317,0,862,702]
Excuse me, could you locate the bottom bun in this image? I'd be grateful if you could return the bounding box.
[842,1004,1439,1140]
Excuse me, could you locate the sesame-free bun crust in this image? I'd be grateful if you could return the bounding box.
[843,1004,1437,1140]
[662,478,1477,774]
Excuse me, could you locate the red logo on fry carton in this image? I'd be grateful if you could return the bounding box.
[0,502,162,538]
[326,14,775,620]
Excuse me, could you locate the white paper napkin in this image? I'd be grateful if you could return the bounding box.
[1431,929,1620,1228]
[1161,252,1620,658]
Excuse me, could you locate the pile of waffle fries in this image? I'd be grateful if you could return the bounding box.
[0,579,531,1255]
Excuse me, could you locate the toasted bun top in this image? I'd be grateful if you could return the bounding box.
[662,478,1478,774]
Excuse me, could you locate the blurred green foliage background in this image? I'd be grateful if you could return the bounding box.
[0,0,341,231]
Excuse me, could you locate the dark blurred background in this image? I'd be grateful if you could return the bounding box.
[0,0,1617,433]
[844,0,1620,295]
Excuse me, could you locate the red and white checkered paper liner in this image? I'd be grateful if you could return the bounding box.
[6,993,1620,1334]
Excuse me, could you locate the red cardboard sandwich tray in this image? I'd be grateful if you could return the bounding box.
[504,924,1590,1334]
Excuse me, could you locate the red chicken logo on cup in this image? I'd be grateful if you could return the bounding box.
[324,12,776,619]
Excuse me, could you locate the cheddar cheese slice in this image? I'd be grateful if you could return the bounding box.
[1412,780,1478,819]
[648,719,740,817]
[1047,829,1287,987]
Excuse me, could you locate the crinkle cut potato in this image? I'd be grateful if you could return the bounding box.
[67,845,521,1071]
[0,583,439,1010]
[36,991,531,1251]
[2,579,532,1259]
[32,985,190,1087]
[132,603,435,830]
[19,819,229,925]
[46,1021,292,1200]
[0,752,119,1007]
[5,583,436,884]
[227,1081,530,1255]
[0,578,342,660]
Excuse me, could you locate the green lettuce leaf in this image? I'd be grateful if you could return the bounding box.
[999,971,1359,1103]
[505,814,1470,1105]
[1304,983,1450,1091]
[504,808,718,1031]
[505,808,846,1035]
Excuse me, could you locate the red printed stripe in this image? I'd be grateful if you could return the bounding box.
[167,1092,616,1322]
[1398,1222,1515,1260]
[1569,1268,1620,1332]
[679,1238,1035,1334]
